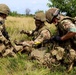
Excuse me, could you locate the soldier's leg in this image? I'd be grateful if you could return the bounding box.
[30,49,46,63]
[67,49,76,72]
[21,46,33,53]
[14,45,23,52]
[67,62,74,73]
[0,43,6,56]
[2,47,17,57]
[50,46,65,60]
[14,40,23,45]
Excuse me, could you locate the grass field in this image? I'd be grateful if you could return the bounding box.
[5,16,56,42]
[0,16,75,75]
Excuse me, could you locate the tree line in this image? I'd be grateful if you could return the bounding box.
[10,0,76,17]
[47,0,76,17]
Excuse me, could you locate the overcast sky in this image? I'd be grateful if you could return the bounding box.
[0,0,49,14]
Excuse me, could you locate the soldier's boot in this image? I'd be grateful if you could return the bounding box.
[67,62,74,72]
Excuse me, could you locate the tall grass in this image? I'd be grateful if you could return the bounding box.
[0,16,75,75]
[5,16,57,41]
[5,16,35,41]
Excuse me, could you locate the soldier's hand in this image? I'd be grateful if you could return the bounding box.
[20,30,29,35]
[20,30,25,34]
[51,35,62,42]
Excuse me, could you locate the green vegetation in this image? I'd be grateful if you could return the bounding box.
[9,11,34,17]
[47,0,76,17]
[0,54,76,75]
[1,16,75,75]
[0,54,50,75]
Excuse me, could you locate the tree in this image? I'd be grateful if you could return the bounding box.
[25,8,31,15]
[47,0,76,17]
[10,11,18,16]
[35,9,44,14]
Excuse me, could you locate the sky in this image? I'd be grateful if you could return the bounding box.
[0,0,50,14]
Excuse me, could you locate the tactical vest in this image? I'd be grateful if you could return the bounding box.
[32,25,51,48]
[57,18,76,50]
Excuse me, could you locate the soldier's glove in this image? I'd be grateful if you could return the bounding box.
[51,35,62,42]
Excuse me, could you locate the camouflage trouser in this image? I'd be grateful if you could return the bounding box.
[14,44,34,53]
[30,48,47,63]
[30,46,76,72]
[3,47,17,57]
[51,46,76,72]
[0,44,5,56]
[30,48,60,68]
[50,46,65,60]
[42,46,64,68]
[62,48,76,72]
[14,45,23,52]
[69,49,76,62]
[63,48,76,64]
[0,43,16,57]
[50,46,76,63]
[14,40,34,53]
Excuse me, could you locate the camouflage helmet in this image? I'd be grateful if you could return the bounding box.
[34,12,46,22]
[0,4,10,16]
[45,8,60,23]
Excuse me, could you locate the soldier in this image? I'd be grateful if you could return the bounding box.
[14,12,51,54]
[45,8,76,72]
[0,4,16,57]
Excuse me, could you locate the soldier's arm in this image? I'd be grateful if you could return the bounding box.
[61,20,76,41]
[20,30,33,36]
[0,30,8,42]
[2,26,10,40]
[33,29,51,45]
[61,32,76,41]
[16,29,51,47]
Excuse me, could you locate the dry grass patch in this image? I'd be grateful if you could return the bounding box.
[5,16,36,41]
[5,16,56,44]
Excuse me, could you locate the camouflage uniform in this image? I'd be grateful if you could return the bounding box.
[14,12,51,54]
[57,18,76,63]
[46,8,76,72]
[0,4,16,57]
[14,24,51,53]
